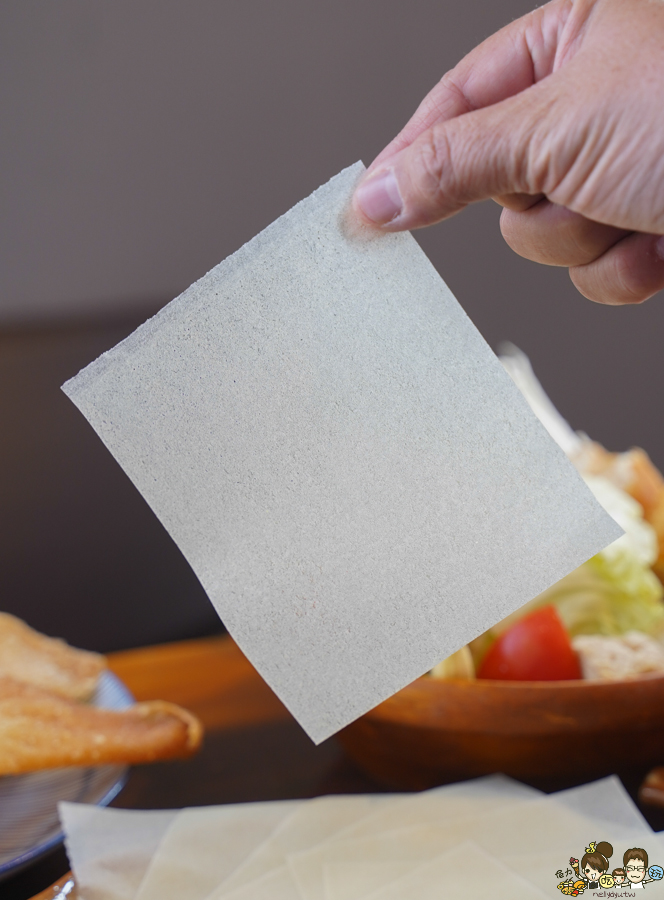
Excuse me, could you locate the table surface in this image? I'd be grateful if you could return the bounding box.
[18,633,664,900]
[16,634,386,900]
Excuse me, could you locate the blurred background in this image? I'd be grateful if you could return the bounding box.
[2,0,663,653]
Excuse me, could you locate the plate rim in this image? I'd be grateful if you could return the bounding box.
[0,670,133,881]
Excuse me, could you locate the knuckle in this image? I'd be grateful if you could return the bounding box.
[519,91,571,197]
[436,71,474,116]
[417,126,454,205]
[522,118,554,196]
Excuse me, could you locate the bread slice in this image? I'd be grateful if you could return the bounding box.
[0,676,203,774]
[0,612,106,700]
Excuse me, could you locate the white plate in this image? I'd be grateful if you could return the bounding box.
[0,670,131,880]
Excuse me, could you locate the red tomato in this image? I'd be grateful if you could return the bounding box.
[477,605,582,681]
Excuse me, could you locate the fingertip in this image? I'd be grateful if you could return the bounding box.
[569,233,664,305]
[568,270,631,306]
[353,169,404,227]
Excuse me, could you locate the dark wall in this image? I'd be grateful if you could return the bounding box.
[0,0,556,322]
[1,1,662,651]
[0,320,219,652]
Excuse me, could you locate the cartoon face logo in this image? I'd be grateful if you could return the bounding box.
[625,848,648,885]
[559,843,663,894]
[612,868,627,886]
[626,863,646,883]
[580,841,613,886]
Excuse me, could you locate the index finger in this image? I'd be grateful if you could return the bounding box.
[368,0,570,174]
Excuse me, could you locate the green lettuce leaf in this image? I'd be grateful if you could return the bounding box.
[499,549,664,639]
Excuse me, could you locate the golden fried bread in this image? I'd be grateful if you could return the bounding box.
[0,612,105,700]
[0,676,203,774]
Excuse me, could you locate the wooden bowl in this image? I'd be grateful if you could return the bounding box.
[337,673,664,790]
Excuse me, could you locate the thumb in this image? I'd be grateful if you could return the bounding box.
[353,89,547,231]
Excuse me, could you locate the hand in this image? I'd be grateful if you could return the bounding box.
[352,0,664,305]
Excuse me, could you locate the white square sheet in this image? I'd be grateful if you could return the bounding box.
[215,793,389,896]
[362,841,546,900]
[63,162,620,741]
[59,804,177,900]
[134,800,299,900]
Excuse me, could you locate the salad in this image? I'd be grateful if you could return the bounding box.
[431,345,664,684]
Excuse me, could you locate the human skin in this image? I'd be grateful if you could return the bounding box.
[352,0,664,305]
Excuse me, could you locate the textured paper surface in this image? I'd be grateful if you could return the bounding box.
[219,865,302,900]
[324,861,414,900]
[214,782,533,900]
[62,162,621,742]
[59,803,177,900]
[288,778,654,900]
[214,794,389,896]
[134,800,299,900]
[286,776,540,900]
[362,842,546,900]
[59,780,658,900]
[551,775,653,833]
[499,779,657,897]
[297,824,466,900]
[443,793,651,865]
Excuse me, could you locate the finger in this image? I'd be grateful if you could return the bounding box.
[570,232,664,305]
[501,200,630,267]
[368,0,569,174]
[493,193,544,212]
[354,85,550,230]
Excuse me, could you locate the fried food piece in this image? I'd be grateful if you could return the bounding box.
[0,612,106,700]
[573,443,664,582]
[0,676,203,774]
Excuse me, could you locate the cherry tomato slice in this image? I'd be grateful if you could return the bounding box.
[477,605,582,681]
